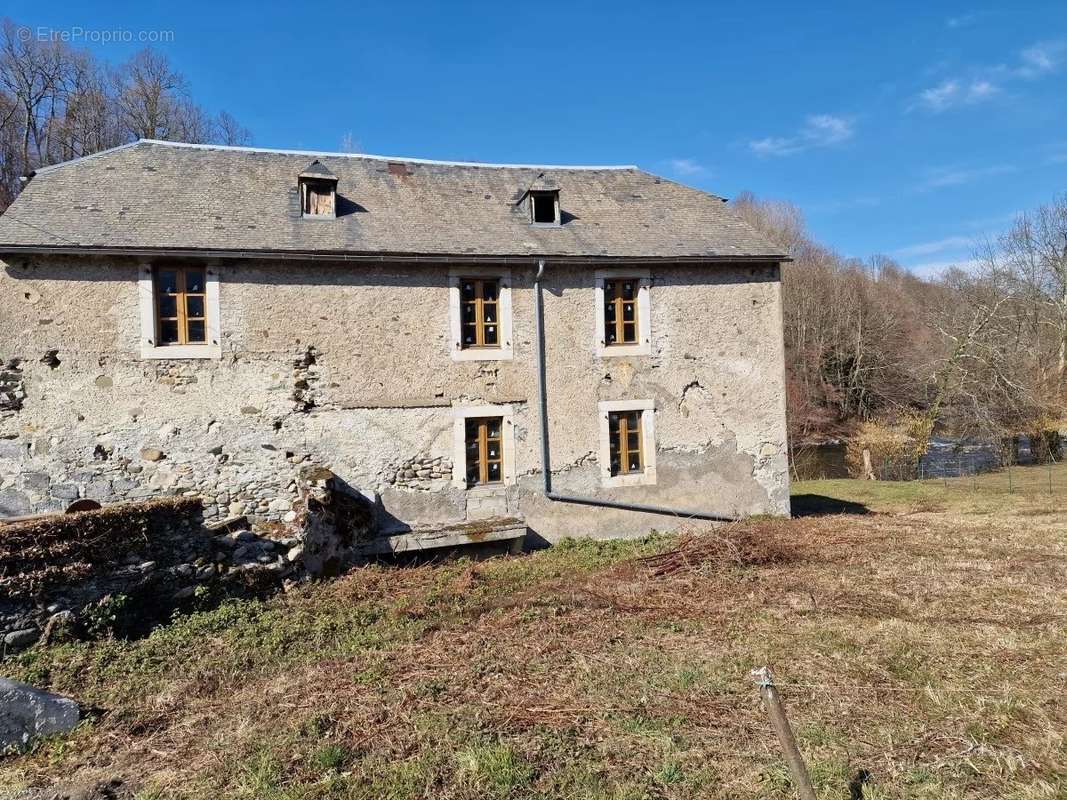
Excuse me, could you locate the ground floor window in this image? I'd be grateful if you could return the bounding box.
[598,399,657,487]
[452,404,516,488]
[465,416,504,486]
[608,409,644,476]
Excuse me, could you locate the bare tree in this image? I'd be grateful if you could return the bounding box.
[993,197,1067,398]
[216,110,252,146]
[0,20,252,212]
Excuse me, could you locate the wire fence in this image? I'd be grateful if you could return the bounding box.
[792,433,1066,495]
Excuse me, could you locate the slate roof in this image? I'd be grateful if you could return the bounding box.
[0,140,787,261]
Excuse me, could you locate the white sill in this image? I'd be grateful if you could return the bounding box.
[530,222,561,228]
[596,342,651,358]
[603,469,657,488]
[451,346,513,362]
[140,343,222,360]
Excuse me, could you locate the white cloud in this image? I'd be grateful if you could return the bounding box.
[919,163,1015,190]
[914,78,1000,112]
[907,258,981,277]
[946,11,980,28]
[667,158,707,176]
[748,114,855,157]
[912,40,1062,113]
[894,235,974,258]
[1017,41,1065,78]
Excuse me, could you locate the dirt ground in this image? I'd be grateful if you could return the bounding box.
[1,465,1065,799]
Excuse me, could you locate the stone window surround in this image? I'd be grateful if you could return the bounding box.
[451,403,516,489]
[138,261,222,359]
[594,267,651,357]
[448,266,514,361]
[598,398,657,487]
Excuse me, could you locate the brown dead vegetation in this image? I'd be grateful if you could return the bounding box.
[2,486,1065,799]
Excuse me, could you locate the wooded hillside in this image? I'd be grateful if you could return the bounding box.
[0,17,250,213]
[733,191,1067,445]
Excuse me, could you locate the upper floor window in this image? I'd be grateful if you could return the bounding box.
[604,278,640,346]
[460,278,500,348]
[595,268,651,357]
[448,267,513,361]
[138,263,221,360]
[155,267,207,346]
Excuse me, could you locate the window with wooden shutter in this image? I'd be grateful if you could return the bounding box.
[465,416,504,485]
[155,267,208,346]
[460,278,500,349]
[608,410,644,476]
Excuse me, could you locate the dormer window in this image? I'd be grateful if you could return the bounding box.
[530,190,560,226]
[298,160,338,219]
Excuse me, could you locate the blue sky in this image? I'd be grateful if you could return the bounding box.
[13,1,1067,274]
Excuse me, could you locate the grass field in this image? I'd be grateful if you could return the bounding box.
[2,465,1065,799]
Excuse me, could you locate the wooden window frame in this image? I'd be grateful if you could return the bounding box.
[452,404,516,488]
[154,267,208,347]
[603,278,641,347]
[459,278,501,349]
[595,268,651,357]
[598,399,657,487]
[608,410,644,476]
[138,262,222,360]
[464,416,505,486]
[449,268,513,361]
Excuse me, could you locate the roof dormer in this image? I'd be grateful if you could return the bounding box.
[299,160,338,219]
[523,174,561,226]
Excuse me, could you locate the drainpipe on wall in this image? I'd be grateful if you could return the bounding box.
[532,258,740,523]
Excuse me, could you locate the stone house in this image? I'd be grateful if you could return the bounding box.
[0,140,790,549]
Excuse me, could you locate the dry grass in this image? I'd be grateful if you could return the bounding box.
[1,465,1065,799]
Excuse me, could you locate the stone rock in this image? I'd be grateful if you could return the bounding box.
[286,545,304,563]
[50,483,79,500]
[0,678,80,751]
[172,586,195,601]
[3,629,39,649]
[235,530,256,542]
[19,472,51,491]
[94,375,113,388]
[139,447,164,462]
[138,561,157,573]
[174,563,195,578]
[207,444,223,456]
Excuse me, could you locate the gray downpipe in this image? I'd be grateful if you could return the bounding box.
[532,258,739,523]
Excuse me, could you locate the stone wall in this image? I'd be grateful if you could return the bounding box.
[0,256,790,542]
[0,479,372,651]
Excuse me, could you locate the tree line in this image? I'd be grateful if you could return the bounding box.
[733,191,1067,450]
[0,17,250,212]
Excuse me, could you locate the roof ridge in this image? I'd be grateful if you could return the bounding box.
[135,139,638,171]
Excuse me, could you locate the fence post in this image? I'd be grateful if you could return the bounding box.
[751,667,817,800]
[1048,445,1054,495]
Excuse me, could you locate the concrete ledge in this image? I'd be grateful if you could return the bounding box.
[358,516,526,555]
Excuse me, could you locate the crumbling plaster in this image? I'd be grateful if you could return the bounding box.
[0,255,789,541]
